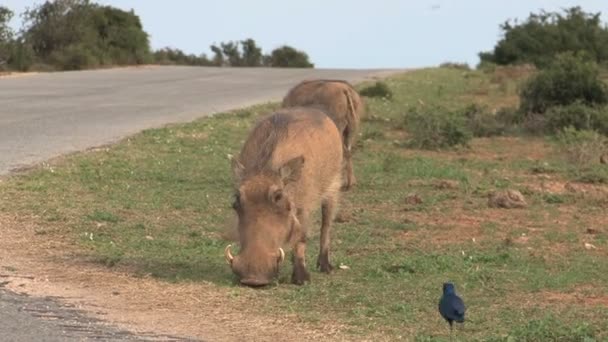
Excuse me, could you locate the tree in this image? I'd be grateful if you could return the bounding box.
[0,6,14,68]
[210,44,224,66]
[153,47,212,66]
[20,0,151,70]
[479,7,608,68]
[21,0,91,59]
[240,38,262,67]
[266,45,313,68]
[220,41,242,66]
[92,6,151,64]
[0,6,13,43]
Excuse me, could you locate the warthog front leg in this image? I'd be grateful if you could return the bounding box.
[292,240,310,285]
[318,184,340,273]
[291,214,310,285]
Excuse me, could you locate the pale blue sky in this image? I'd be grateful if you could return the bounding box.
[4,1,607,68]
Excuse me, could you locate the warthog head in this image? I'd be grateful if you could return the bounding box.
[225,155,304,286]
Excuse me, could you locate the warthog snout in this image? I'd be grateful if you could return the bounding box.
[225,244,285,287]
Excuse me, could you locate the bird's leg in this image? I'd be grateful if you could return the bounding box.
[449,322,454,342]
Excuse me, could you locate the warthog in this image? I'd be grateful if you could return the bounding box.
[281,79,364,190]
[225,107,343,286]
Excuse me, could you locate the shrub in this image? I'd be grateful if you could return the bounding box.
[519,52,608,114]
[463,104,508,137]
[49,44,100,70]
[20,1,151,70]
[545,102,608,135]
[266,45,313,68]
[7,41,36,71]
[553,126,607,169]
[480,7,608,68]
[439,62,470,70]
[359,81,393,99]
[494,107,521,126]
[153,47,212,66]
[0,6,14,69]
[403,106,472,149]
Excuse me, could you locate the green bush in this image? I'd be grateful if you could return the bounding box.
[439,62,470,70]
[265,45,313,68]
[19,0,151,70]
[494,107,521,126]
[0,6,14,69]
[553,126,607,169]
[153,47,212,66]
[463,104,508,137]
[545,102,608,134]
[7,41,36,71]
[403,106,472,149]
[519,52,608,114]
[49,44,100,70]
[359,81,393,99]
[480,7,608,68]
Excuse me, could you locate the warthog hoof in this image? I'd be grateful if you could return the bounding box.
[317,258,334,273]
[291,266,311,285]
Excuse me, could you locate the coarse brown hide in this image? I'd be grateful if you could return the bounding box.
[226,107,343,286]
[281,79,364,190]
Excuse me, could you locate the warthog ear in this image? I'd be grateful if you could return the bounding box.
[229,154,245,182]
[278,156,305,185]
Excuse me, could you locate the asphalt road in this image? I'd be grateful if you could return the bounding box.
[0,66,398,175]
[0,287,198,341]
[0,66,399,340]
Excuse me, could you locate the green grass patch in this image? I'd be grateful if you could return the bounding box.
[2,68,607,339]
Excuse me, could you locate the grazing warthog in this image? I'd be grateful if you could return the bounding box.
[281,79,364,190]
[225,107,343,286]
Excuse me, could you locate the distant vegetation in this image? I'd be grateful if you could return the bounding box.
[359,81,393,99]
[0,0,313,72]
[472,6,608,150]
[479,6,608,68]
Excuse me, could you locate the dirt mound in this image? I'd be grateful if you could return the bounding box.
[488,189,527,209]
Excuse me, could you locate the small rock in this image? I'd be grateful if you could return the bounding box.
[404,193,423,205]
[600,153,608,164]
[338,264,350,270]
[488,189,527,209]
[335,211,352,223]
[145,235,154,240]
[586,228,599,235]
[434,180,459,189]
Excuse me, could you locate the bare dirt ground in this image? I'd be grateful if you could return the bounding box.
[0,213,371,342]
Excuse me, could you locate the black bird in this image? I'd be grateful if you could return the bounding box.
[438,282,466,337]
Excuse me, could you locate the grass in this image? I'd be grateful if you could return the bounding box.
[2,67,608,340]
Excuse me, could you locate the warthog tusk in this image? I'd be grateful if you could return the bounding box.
[225,244,234,264]
[278,248,285,264]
